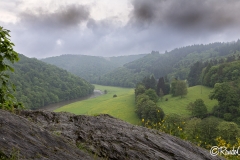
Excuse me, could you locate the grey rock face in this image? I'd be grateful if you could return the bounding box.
[0,109,93,160]
[0,109,225,160]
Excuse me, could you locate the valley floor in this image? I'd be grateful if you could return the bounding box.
[55,85,140,124]
[55,85,217,125]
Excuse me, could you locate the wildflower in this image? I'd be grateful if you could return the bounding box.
[142,118,144,122]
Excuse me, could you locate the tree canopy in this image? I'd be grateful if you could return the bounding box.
[0,26,21,110]
[170,79,188,98]
[90,40,240,88]
[135,77,164,123]
[42,54,146,84]
[209,82,240,122]
[192,99,208,118]
[10,54,94,109]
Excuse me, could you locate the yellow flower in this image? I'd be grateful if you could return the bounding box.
[142,118,144,122]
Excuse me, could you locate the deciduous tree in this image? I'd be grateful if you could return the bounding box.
[0,26,21,110]
[145,88,159,103]
[171,79,188,98]
[192,99,207,118]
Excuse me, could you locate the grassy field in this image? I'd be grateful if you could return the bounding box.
[55,84,140,125]
[55,84,218,125]
[157,85,218,116]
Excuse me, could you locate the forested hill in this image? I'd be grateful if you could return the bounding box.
[41,54,146,83]
[9,54,94,109]
[96,40,240,87]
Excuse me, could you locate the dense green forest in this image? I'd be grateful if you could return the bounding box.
[41,54,146,83]
[135,74,240,159]
[9,54,94,109]
[40,40,240,88]
[135,55,240,126]
[188,59,240,124]
[96,40,240,87]
[130,43,240,160]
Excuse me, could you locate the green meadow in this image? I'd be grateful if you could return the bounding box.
[157,85,218,116]
[55,85,217,124]
[55,84,140,125]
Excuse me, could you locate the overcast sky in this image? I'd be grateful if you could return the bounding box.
[1,0,240,58]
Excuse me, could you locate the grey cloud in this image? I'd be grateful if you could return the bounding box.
[86,18,119,37]
[130,0,159,27]
[3,1,240,59]
[130,0,240,32]
[20,4,90,30]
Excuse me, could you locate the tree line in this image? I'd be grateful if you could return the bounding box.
[187,58,240,124]
[135,72,240,158]
[10,54,94,109]
[94,41,240,88]
[134,75,188,123]
[1,27,95,111]
[135,76,165,123]
[188,53,240,87]
[41,54,146,84]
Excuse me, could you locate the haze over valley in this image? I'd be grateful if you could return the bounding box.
[1,0,240,159]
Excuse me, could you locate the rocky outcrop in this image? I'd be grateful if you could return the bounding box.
[0,109,224,160]
[0,109,93,160]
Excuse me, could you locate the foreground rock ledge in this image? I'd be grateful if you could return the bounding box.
[0,110,224,160]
